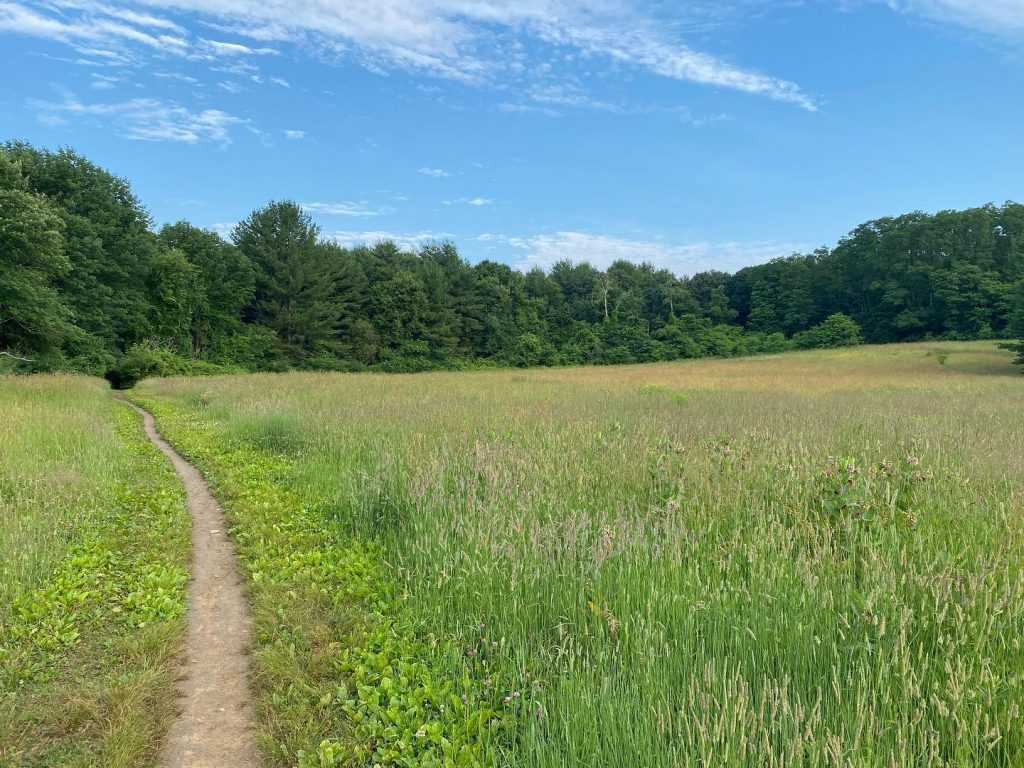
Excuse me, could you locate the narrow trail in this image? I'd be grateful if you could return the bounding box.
[128,401,260,768]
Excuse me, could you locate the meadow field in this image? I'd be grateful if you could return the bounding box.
[125,340,1024,767]
[0,377,189,767]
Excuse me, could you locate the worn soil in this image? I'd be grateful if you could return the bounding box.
[132,403,260,768]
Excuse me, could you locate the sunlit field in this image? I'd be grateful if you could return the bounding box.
[0,377,123,612]
[136,341,1024,767]
[0,377,188,767]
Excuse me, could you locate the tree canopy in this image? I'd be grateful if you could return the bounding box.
[1,141,1021,378]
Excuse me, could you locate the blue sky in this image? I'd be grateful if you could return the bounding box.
[1,1,1022,275]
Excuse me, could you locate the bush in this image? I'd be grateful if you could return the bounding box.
[793,313,863,349]
[105,341,238,389]
[376,341,441,374]
[507,333,555,368]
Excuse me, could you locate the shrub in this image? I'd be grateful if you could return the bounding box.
[507,333,556,368]
[793,313,863,349]
[376,341,445,373]
[105,341,238,389]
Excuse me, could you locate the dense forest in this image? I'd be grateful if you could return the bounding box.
[2,141,1022,383]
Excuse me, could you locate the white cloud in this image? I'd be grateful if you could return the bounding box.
[526,83,620,112]
[883,0,1024,33]
[218,80,243,93]
[71,3,186,34]
[211,221,236,238]
[444,196,494,206]
[283,128,305,139]
[77,46,131,62]
[418,166,451,178]
[548,23,817,111]
[329,230,452,250]
[155,70,200,84]
[32,95,246,143]
[201,37,277,56]
[270,76,290,87]
[498,231,809,275]
[0,2,186,51]
[90,71,121,89]
[302,201,390,216]
[498,102,562,117]
[0,1,816,109]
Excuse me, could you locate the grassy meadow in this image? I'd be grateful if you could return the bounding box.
[0,377,189,767]
[131,341,1024,767]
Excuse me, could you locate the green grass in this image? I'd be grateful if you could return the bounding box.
[133,340,1024,767]
[0,376,189,768]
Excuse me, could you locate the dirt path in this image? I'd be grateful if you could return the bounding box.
[130,402,260,768]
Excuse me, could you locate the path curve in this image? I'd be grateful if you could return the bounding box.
[129,401,260,768]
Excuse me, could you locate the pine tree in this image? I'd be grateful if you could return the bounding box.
[233,201,339,365]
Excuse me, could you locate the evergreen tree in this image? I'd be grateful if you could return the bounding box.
[2,141,1020,377]
[1009,279,1024,366]
[233,201,338,365]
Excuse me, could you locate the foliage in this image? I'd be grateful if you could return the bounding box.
[1,142,1020,378]
[234,201,339,365]
[158,221,256,359]
[792,312,863,349]
[0,153,74,360]
[1009,279,1024,366]
[3,142,158,363]
[104,340,240,389]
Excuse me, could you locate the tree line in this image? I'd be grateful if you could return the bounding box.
[2,141,1022,382]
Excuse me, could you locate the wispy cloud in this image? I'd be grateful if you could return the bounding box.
[443,196,494,207]
[90,71,121,89]
[0,1,817,110]
[329,230,452,250]
[32,94,246,143]
[526,83,621,112]
[495,231,809,275]
[77,46,131,63]
[283,128,305,139]
[418,166,451,178]
[80,4,186,34]
[0,2,187,52]
[155,71,200,84]
[302,201,391,217]
[883,0,1024,34]
[498,102,562,117]
[200,38,277,56]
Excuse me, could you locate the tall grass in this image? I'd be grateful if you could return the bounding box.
[0,375,189,767]
[0,376,122,615]
[139,341,1024,766]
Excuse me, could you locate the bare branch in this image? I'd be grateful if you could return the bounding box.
[0,350,34,363]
